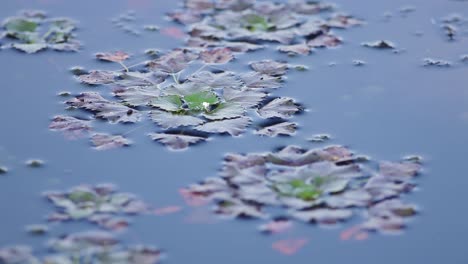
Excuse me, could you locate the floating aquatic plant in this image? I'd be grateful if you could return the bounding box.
[51,48,302,150]
[182,144,423,235]
[0,10,81,53]
[0,166,8,174]
[111,10,161,37]
[0,231,162,264]
[168,0,363,55]
[361,40,395,49]
[423,58,453,67]
[44,184,149,231]
[25,224,48,236]
[437,13,468,41]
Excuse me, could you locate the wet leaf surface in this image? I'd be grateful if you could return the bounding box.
[277,43,311,56]
[257,97,301,119]
[150,110,205,129]
[149,132,207,150]
[307,34,342,48]
[67,92,142,123]
[77,71,116,85]
[91,133,132,150]
[96,51,130,63]
[255,121,297,137]
[250,60,288,76]
[195,116,252,136]
[49,115,92,139]
[241,72,282,89]
[200,47,234,64]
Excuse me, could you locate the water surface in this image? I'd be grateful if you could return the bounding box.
[0,0,467,263]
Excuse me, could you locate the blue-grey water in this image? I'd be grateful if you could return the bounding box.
[0,0,467,263]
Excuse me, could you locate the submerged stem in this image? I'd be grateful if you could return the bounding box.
[122,122,151,137]
[171,73,180,85]
[126,60,148,70]
[119,61,129,72]
[193,64,207,75]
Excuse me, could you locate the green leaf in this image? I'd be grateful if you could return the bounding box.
[150,95,183,112]
[68,190,96,203]
[295,188,321,201]
[4,18,38,32]
[244,14,271,32]
[276,179,322,201]
[290,179,307,188]
[183,91,219,112]
[11,43,47,53]
[9,31,42,43]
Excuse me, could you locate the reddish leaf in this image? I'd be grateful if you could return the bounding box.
[200,48,234,64]
[179,188,210,207]
[49,115,92,140]
[340,225,369,241]
[259,219,293,234]
[272,238,308,255]
[95,51,130,62]
[161,27,186,39]
[91,133,132,150]
[153,206,183,216]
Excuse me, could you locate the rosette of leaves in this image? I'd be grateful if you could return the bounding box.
[44,184,149,231]
[0,10,81,53]
[144,69,297,149]
[169,0,363,55]
[0,231,162,264]
[183,144,423,234]
[46,231,162,264]
[58,49,301,150]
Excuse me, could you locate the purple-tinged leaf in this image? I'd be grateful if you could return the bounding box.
[195,116,251,136]
[149,133,207,150]
[150,110,205,129]
[200,47,234,64]
[95,51,130,62]
[91,133,132,150]
[78,71,116,85]
[250,60,288,76]
[67,92,142,123]
[257,97,301,119]
[277,43,311,55]
[49,115,92,139]
[241,72,282,89]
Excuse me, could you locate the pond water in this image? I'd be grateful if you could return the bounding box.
[0,0,467,263]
